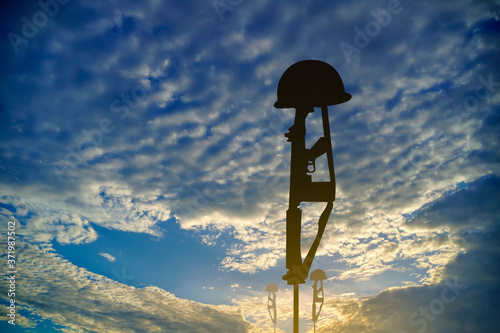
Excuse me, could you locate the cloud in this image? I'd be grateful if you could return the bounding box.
[0,0,498,301]
[229,173,500,332]
[1,1,499,332]
[0,234,251,332]
[407,174,500,230]
[315,237,499,333]
[99,252,117,262]
[310,171,500,333]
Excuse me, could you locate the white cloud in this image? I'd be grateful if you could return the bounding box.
[1,0,498,303]
[0,236,250,332]
[99,252,117,262]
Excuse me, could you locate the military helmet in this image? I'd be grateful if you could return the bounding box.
[274,60,351,109]
[265,283,279,292]
[309,269,327,281]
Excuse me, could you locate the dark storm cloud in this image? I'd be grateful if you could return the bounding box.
[408,174,500,229]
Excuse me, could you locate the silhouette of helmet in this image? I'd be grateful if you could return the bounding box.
[265,283,279,292]
[309,269,327,281]
[274,60,351,109]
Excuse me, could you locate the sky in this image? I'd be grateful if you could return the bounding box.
[0,0,499,332]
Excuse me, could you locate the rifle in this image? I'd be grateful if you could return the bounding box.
[282,105,335,285]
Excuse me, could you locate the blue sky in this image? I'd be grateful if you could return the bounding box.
[1,0,499,332]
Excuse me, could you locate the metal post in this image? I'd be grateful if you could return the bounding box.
[294,283,299,333]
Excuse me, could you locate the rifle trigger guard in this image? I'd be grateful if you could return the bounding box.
[307,160,316,173]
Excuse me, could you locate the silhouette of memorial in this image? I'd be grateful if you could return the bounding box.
[265,283,279,333]
[274,60,351,333]
[310,269,327,332]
